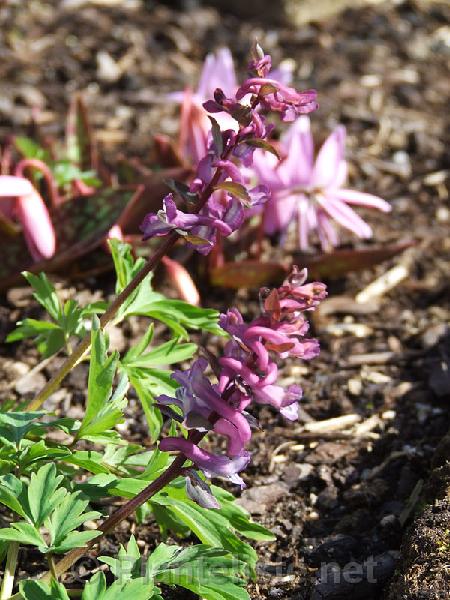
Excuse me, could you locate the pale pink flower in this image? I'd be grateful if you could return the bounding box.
[253,117,391,251]
[0,175,56,261]
[170,48,238,163]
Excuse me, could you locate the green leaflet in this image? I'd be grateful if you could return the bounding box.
[98,539,250,600]
[6,272,105,358]
[45,491,101,549]
[21,272,60,320]
[77,320,127,440]
[0,522,46,549]
[99,535,142,580]
[0,464,101,554]
[155,545,250,600]
[20,579,70,600]
[20,574,158,600]
[151,492,257,577]
[109,239,222,336]
[0,412,45,448]
[27,463,66,527]
[121,324,195,442]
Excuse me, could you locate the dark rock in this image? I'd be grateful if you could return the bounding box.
[421,323,448,348]
[334,509,375,534]
[380,500,404,517]
[311,552,397,600]
[317,483,339,510]
[343,478,389,508]
[396,465,419,498]
[306,534,359,568]
[305,442,353,465]
[429,358,450,398]
[379,514,402,545]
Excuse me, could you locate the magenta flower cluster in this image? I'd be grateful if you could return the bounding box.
[158,267,327,492]
[141,47,318,255]
[141,47,324,502]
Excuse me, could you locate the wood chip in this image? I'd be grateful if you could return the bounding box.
[303,414,361,433]
[356,264,409,304]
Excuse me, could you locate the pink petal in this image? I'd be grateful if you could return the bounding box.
[196,53,216,100]
[281,116,314,176]
[167,91,185,103]
[335,189,391,212]
[335,160,348,188]
[197,48,237,101]
[162,255,200,306]
[279,118,314,187]
[252,148,282,189]
[215,48,237,96]
[297,195,312,251]
[312,125,346,188]
[263,193,297,235]
[0,175,34,197]
[271,61,293,86]
[15,190,56,261]
[316,194,372,239]
[316,209,339,250]
[107,224,123,241]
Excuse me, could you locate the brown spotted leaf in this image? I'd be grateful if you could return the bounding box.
[0,186,142,290]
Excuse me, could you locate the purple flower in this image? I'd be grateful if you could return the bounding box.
[140,193,234,253]
[253,117,392,251]
[158,357,251,458]
[236,79,318,122]
[160,437,250,487]
[253,382,302,421]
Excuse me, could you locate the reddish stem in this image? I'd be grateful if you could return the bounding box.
[15,158,61,208]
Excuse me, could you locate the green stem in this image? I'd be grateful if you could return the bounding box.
[0,542,19,600]
[47,554,57,581]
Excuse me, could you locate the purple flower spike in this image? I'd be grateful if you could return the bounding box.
[157,268,326,486]
[236,78,318,122]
